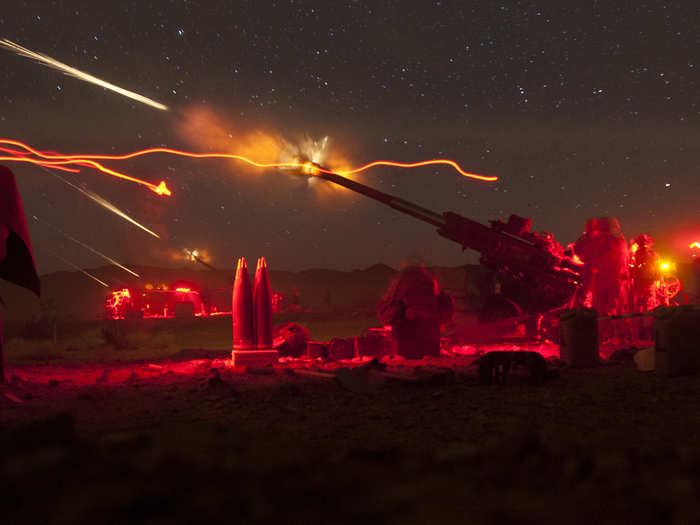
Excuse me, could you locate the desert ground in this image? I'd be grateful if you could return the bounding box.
[2,267,700,524]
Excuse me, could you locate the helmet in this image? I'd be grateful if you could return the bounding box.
[585,216,621,236]
[633,234,653,248]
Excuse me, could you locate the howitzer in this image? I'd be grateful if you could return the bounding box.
[309,168,583,318]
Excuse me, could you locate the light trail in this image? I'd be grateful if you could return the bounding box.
[0,150,171,195]
[37,165,161,238]
[690,242,700,250]
[0,138,496,184]
[33,215,140,278]
[0,146,81,173]
[334,159,496,181]
[0,39,169,111]
[47,251,110,287]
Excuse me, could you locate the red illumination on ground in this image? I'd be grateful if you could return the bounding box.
[4,343,562,387]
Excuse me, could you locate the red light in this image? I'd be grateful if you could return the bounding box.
[657,259,675,272]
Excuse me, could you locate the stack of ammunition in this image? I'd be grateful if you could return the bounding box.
[232,257,278,366]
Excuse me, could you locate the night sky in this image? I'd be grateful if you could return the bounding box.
[1,1,698,276]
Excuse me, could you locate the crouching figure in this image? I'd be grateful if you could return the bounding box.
[377,266,454,359]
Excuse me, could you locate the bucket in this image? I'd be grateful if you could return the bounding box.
[653,306,700,376]
[559,308,599,367]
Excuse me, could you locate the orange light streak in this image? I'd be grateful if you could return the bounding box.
[1,138,494,181]
[334,159,496,181]
[0,147,81,173]
[690,242,700,250]
[0,152,170,195]
[0,138,495,198]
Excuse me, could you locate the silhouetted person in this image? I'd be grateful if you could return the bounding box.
[573,217,630,316]
[628,234,661,340]
[573,217,630,344]
[0,166,40,382]
[630,234,661,312]
[377,266,454,359]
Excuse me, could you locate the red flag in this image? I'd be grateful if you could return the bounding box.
[0,165,40,296]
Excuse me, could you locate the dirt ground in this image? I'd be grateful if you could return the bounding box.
[2,346,700,525]
[0,344,700,524]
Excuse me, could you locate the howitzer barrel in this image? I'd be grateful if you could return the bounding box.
[193,255,217,271]
[315,169,582,307]
[319,171,446,228]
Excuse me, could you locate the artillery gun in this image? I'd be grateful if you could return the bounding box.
[302,165,583,338]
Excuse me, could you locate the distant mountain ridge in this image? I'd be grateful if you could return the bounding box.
[0,263,472,322]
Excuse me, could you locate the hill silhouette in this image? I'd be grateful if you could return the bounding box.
[0,263,475,323]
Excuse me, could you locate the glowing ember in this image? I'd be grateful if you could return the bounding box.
[175,287,191,292]
[690,242,700,250]
[153,180,171,196]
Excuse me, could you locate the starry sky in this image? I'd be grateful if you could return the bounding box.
[1,1,698,276]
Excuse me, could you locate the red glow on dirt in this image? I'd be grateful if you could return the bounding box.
[0,138,495,196]
[5,343,563,388]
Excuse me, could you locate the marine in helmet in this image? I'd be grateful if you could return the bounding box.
[377,265,454,359]
[629,234,661,313]
[573,217,630,317]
